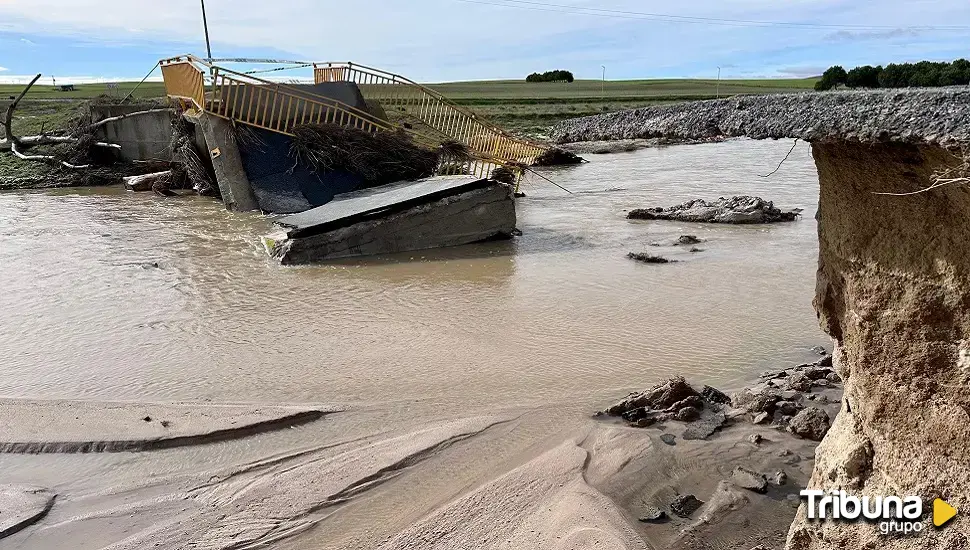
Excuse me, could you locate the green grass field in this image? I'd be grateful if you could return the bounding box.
[1,76,818,143]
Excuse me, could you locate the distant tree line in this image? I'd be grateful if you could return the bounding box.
[526,70,575,83]
[815,59,970,91]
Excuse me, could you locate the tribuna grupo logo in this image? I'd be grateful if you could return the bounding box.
[800,490,958,535]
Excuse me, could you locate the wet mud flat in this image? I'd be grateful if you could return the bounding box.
[0,353,840,550]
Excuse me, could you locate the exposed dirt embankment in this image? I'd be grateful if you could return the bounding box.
[550,88,970,145]
[787,141,970,548]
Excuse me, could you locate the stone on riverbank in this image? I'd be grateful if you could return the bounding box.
[788,407,831,441]
[628,196,798,224]
[627,252,674,264]
[731,466,769,493]
[670,494,704,518]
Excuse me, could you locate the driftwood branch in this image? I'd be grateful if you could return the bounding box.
[3,73,42,147]
[11,141,91,169]
[84,108,172,133]
[2,72,124,169]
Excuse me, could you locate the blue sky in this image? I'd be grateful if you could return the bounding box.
[0,0,968,83]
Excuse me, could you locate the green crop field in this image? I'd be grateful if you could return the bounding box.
[1,77,818,141]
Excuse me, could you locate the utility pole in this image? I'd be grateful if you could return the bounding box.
[716,66,721,99]
[200,0,213,64]
[601,65,606,98]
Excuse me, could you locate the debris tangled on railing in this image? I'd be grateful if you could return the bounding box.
[290,124,440,187]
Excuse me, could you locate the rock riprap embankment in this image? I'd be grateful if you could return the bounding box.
[550,88,970,145]
[629,196,799,224]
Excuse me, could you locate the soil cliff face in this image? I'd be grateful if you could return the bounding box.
[788,141,970,548]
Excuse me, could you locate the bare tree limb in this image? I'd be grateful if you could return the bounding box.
[1,136,121,151]
[3,73,42,147]
[3,72,123,169]
[84,108,172,133]
[11,141,91,169]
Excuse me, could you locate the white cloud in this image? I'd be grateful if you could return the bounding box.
[0,0,967,80]
[20,37,34,45]
[0,66,7,72]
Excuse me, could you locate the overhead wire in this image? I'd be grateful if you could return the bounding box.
[453,0,970,31]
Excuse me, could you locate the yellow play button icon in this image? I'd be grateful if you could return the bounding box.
[934,499,957,527]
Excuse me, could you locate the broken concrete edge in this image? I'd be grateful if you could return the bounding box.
[271,184,517,264]
[550,88,970,146]
[0,409,330,454]
[275,177,501,239]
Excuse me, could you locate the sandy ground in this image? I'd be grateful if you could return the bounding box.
[0,399,333,453]
[0,394,835,550]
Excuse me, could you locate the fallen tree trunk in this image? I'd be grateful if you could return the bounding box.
[2,72,123,169]
[123,171,170,191]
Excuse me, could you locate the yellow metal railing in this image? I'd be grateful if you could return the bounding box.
[160,57,206,111]
[208,69,392,136]
[159,55,525,183]
[313,62,548,165]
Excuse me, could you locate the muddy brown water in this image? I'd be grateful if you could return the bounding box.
[0,139,828,548]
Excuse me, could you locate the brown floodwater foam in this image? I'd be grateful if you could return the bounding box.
[0,140,830,549]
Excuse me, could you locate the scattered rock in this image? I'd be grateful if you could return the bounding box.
[731,466,769,493]
[689,247,704,253]
[817,354,833,367]
[788,407,831,441]
[627,252,675,264]
[160,420,171,428]
[803,367,832,380]
[813,379,830,388]
[628,196,799,224]
[701,385,731,405]
[670,494,704,518]
[771,471,788,486]
[748,433,764,445]
[660,434,677,446]
[786,494,802,509]
[826,372,842,383]
[142,416,152,422]
[675,235,703,245]
[675,406,701,422]
[734,386,782,414]
[810,346,828,356]
[784,373,813,392]
[636,416,657,428]
[683,412,727,440]
[775,400,801,416]
[668,396,705,412]
[638,506,667,523]
[752,412,771,425]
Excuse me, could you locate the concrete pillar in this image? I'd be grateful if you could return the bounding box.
[196,113,259,212]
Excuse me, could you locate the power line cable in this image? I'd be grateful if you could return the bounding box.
[454,0,970,31]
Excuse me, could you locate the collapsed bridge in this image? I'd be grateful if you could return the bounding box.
[159,55,551,213]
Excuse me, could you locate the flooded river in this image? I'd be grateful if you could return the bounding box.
[0,139,828,549]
